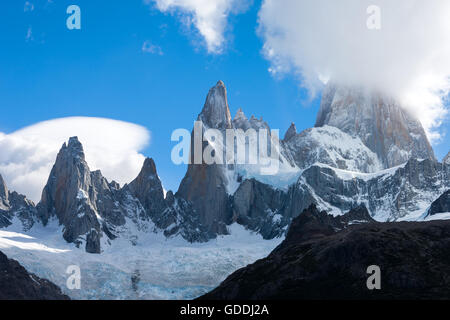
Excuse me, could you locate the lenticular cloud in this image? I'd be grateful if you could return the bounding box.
[258,0,450,142]
[0,117,150,202]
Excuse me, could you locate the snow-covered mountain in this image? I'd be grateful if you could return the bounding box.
[315,83,436,168]
[444,151,450,165]
[177,81,296,235]
[1,80,448,250]
[0,174,37,231]
[2,136,211,254]
[177,81,448,239]
[0,80,449,299]
[282,125,383,173]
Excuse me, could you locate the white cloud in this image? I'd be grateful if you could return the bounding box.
[0,117,150,202]
[147,0,250,53]
[24,1,34,12]
[142,41,164,55]
[258,0,450,142]
[25,26,33,42]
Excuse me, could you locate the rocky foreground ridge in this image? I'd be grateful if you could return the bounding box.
[0,81,449,253]
[201,203,450,300]
[0,250,69,300]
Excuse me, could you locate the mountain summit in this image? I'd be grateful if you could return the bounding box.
[0,175,8,210]
[444,151,450,165]
[315,83,436,168]
[199,80,232,129]
[177,81,233,235]
[1,81,448,254]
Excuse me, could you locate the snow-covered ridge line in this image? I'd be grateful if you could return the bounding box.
[1,81,448,253]
[312,161,408,182]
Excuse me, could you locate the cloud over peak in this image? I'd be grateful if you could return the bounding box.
[258,0,450,142]
[0,117,150,202]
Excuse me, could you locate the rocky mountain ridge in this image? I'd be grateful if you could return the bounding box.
[2,136,210,253]
[201,205,450,300]
[0,81,448,253]
[316,83,436,168]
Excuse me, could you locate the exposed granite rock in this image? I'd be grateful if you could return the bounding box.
[283,125,383,173]
[0,175,37,230]
[198,80,232,130]
[177,163,231,235]
[126,159,212,242]
[0,175,8,209]
[0,175,9,227]
[0,250,69,300]
[179,81,442,240]
[85,229,101,254]
[315,83,436,168]
[37,137,105,252]
[201,205,450,300]
[232,159,449,239]
[35,137,156,252]
[1,81,447,250]
[7,191,37,231]
[428,190,450,216]
[177,81,234,235]
[126,158,168,225]
[232,179,288,239]
[283,123,297,141]
[34,137,212,251]
[444,151,450,165]
[294,159,449,221]
[161,194,212,242]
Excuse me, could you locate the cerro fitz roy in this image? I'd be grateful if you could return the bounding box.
[0,80,448,255]
[171,81,281,175]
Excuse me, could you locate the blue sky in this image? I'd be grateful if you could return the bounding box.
[0,0,448,194]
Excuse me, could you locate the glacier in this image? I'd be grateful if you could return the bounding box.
[0,218,282,300]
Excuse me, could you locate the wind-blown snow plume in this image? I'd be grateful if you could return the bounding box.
[0,117,150,202]
[147,0,250,53]
[258,0,450,141]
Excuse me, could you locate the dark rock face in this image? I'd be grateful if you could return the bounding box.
[0,251,69,300]
[6,191,38,231]
[294,159,449,221]
[284,204,374,244]
[177,81,233,235]
[85,229,101,254]
[126,160,212,242]
[283,123,297,142]
[444,152,450,165]
[428,190,450,216]
[231,159,449,239]
[0,175,8,209]
[177,161,231,235]
[198,80,232,130]
[34,136,212,252]
[315,83,436,168]
[35,137,146,252]
[0,81,447,251]
[282,125,382,173]
[232,179,288,239]
[175,82,447,241]
[37,137,109,252]
[126,158,168,226]
[0,174,37,230]
[0,175,11,228]
[201,205,450,300]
